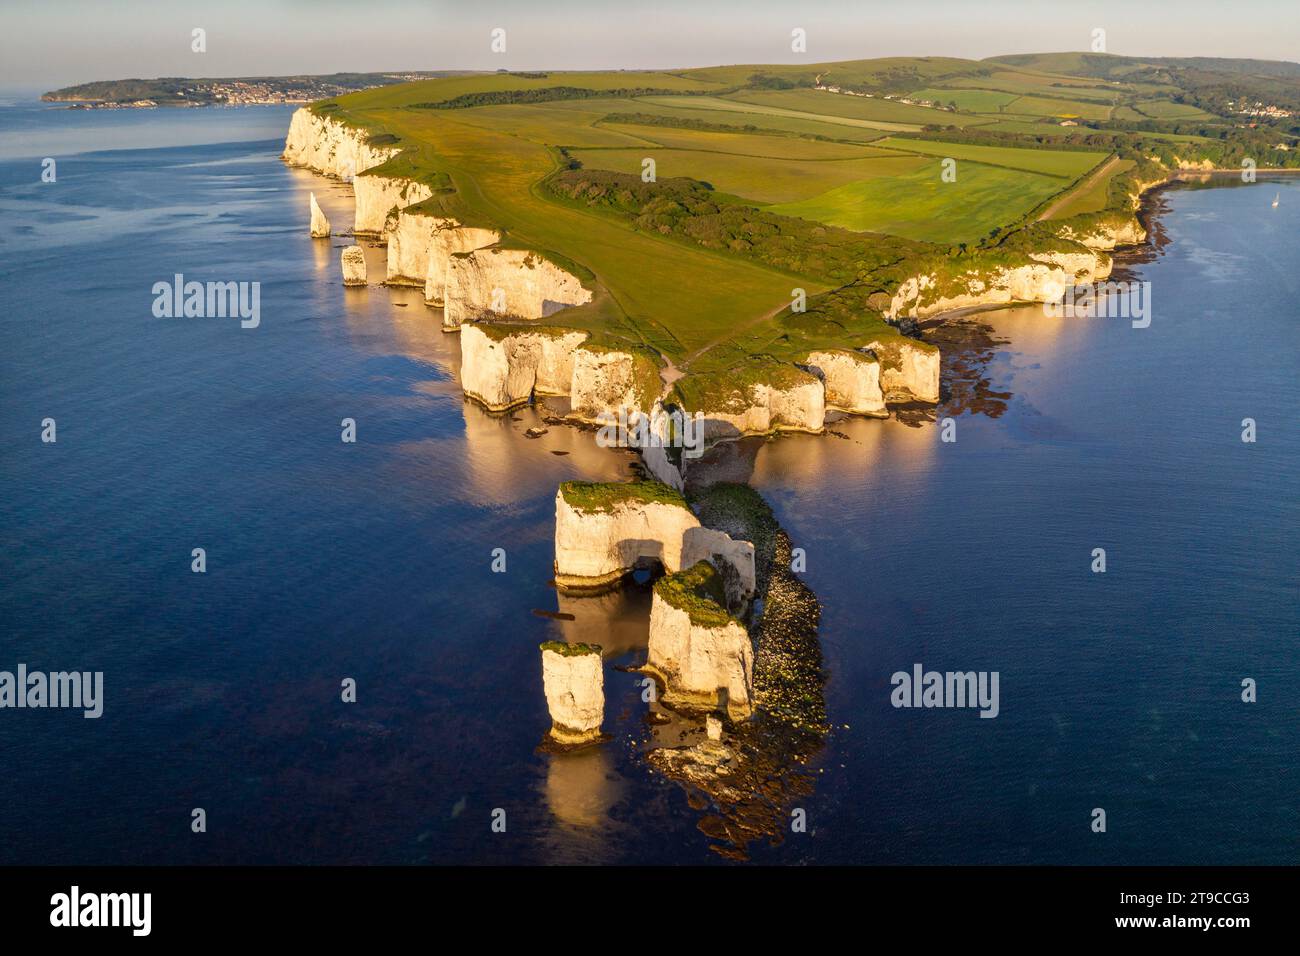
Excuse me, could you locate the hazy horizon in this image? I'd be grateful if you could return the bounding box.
[3,0,1298,92]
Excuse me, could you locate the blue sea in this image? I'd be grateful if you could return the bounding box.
[1,101,1296,864]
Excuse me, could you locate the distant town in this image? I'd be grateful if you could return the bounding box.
[42,72,452,108]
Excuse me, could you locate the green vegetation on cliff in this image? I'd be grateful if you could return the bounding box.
[559,479,688,514]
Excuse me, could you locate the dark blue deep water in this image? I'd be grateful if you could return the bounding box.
[1,103,1296,864]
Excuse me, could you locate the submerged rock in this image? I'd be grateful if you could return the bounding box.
[540,641,604,745]
[309,192,331,238]
[341,245,367,286]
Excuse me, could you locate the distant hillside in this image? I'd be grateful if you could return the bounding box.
[989,52,1300,80]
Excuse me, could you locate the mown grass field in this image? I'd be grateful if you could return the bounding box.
[1044,158,1136,219]
[568,145,926,204]
[875,137,1108,178]
[636,94,924,132]
[768,160,1065,242]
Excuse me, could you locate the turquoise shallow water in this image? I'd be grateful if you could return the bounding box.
[0,103,1296,864]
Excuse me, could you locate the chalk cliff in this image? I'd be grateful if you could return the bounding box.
[444,248,593,329]
[309,192,330,238]
[282,107,396,180]
[341,246,367,286]
[540,642,605,745]
[428,225,501,309]
[459,323,587,411]
[803,349,886,416]
[668,361,825,442]
[885,250,1112,320]
[646,562,754,720]
[568,345,663,422]
[553,481,754,597]
[385,209,454,285]
[861,336,941,404]
[353,173,434,237]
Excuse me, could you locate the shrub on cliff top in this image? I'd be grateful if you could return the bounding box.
[654,561,735,629]
[539,641,602,657]
[559,480,688,514]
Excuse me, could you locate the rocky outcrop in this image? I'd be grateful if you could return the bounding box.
[553,481,754,597]
[884,250,1111,320]
[803,349,886,416]
[309,192,330,238]
[353,173,434,237]
[385,209,453,285]
[668,361,825,443]
[428,225,500,309]
[458,324,588,411]
[568,345,662,422]
[444,248,592,329]
[540,642,604,745]
[1056,218,1146,251]
[682,526,756,608]
[341,246,367,286]
[862,336,940,403]
[282,107,397,180]
[646,562,754,720]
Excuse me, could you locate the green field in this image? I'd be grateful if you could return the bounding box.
[875,137,1108,178]
[636,94,925,132]
[569,145,925,204]
[768,160,1065,242]
[299,53,1288,381]
[1044,158,1136,219]
[908,87,1019,112]
[1003,94,1115,121]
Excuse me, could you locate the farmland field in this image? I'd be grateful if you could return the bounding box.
[636,94,925,132]
[908,87,1019,112]
[1003,94,1115,121]
[568,145,926,204]
[301,52,1279,372]
[768,160,1065,242]
[875,137,1108,178]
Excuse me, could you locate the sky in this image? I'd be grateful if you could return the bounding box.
[3,0,1297,91]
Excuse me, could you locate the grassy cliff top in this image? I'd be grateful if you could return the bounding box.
[653,561,736,628]
[539,641,602,657]
[299,58,1294,371]
[559,479,689,513]
[667,357,819,414]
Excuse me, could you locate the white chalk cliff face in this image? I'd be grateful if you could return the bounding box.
[553,488,755,596]
[282,107,396,180]
[541,645,604,744]
[568,347,657,422]
[862,338,941,404]
[309,192,330,238]
[353,174,434,237]
[427,225,500,310]
[804,349,886,416]
[675,370,826,443]
[385,209,453,285]
[647,584,754,721]
[444,248,593,328]
[458,324,588,411]
[341,246,367,286]
[1057,218,1147,251]
[885,251,1111,320]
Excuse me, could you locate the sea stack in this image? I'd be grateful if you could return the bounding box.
[540,642,605,745]
[309,192,330,238]
[341,245,367,286]
[646,561,754,721]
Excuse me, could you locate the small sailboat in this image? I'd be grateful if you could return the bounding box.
[1272,192,1280,208]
